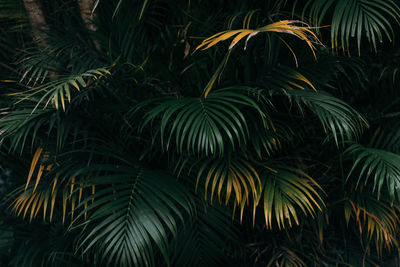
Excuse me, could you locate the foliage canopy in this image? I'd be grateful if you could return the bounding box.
[1,0,400,266]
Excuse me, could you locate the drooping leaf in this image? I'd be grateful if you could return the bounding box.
[346,144,400,203]
[134,87,267,156]
[302,0,400,54]
[73,166,193,267]
[195,20,322,58]
[257,166,324,229]
[282,90,368,145]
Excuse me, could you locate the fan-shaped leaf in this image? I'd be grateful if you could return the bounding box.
[346,144,400,203]
[257,166,324,229]
[283,90,368,145]
[11,67,110,111]
[169,195,238,266]
[347,194,400,252]
[74,166,193,267]
[195,155,262,218]
[303,0,400,54]
[135,88,267,156]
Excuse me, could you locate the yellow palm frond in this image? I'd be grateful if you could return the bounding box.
[349,199,400,254]
[196,157,262,221]
[10,149,96,223]
[195,20,322,58]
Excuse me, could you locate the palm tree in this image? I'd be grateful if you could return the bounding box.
[1,0,400,266]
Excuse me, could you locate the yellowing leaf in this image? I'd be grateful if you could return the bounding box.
[26,148,43,191]
[196,20,322,58]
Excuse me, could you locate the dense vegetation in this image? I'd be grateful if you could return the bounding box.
[1,0,400,266]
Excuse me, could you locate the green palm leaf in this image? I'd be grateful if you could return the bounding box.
[248,119,294,159]
[257,166,324,229]
[0,107,55,152]
[134,87,267,156]
[11,67,110,111]
[303,0,400,53]
[283,90,368,145]
[346,144,400,203]
[371,121,400,153]
[73,166,193,267]
[0,106,90,153]
[169,196,238,266]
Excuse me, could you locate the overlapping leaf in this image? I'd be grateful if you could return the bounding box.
[303,0,400,53]
[0,107,55,152]
[195,155,262,217]
[9,148,89,223]
[11,67,110,111]
[283,90,368,145]
[346,144,400,203]
[346,195,400,252]
[135,88,267,156]
[195,20,321,57]
[257,166,324,229]
[73,166,193,267]
[169,195,238,266]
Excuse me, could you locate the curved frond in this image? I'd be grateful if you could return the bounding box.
[135,88,267,156]
[0,107,55,152]
[266,247,307,267]
[347,195,400,252]
[303,0,400,53]
[263,65,317,91]
[169,197,238,266]
[74,167,193,267]
[0,107,89,153]
[258,166,324,229]
[248,119,294,159]
[283,90,368,145]
[346,144,400,202]
[9,148,89,223]
[194,155,262,217]
[11,67,110,111]
[370,119,400,153]
[195,20,322,57]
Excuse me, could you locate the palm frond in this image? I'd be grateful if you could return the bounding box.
[263,65,317,92]
[303,0,400,54]
[11,67,110,111]
[346,144,400,203]
[370,120,400,153]
[169,194,238,266]
[266,247,307,267]
[0,107,55,153]
[0,106,90,153]
[2,0,400,265]
[7,220,80,267]
[257,166,324,229]
[134,87,267,156]
[73,166,193,267]
[346,194,400,253]
[194,155,262,219]
[282,90,368,145]
[195,20,322,57]
[248,119,294,159]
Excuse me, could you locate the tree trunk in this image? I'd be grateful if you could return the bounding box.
[78,0,101,50]
[78,0,97,32]
[22,0,49,49]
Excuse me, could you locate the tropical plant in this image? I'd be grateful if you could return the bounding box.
[1,0,400,266]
